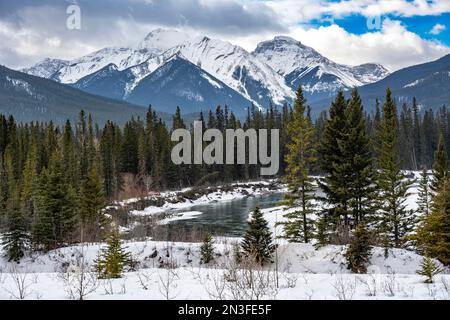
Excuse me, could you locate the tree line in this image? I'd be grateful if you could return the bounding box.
[0,88,448,265]
[280,87,449,271]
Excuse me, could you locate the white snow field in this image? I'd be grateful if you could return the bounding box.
[0,239,448,300]
[0,173,448,300]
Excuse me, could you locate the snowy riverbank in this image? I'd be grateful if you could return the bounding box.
[0,239,448,300]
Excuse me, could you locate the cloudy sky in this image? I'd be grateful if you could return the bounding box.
[1,0,449,71]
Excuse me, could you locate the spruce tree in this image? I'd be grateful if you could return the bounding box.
[417,256,442,283]
[34,150,77,250]
[2,187,29,263]
[415,179,450,265]
[319,90,351,229]
[200,232,215,264]
[417,166,432,216]
[431,134,448,193]
[241,207,276,265]
[95,225,130,279]
[281,87,316,243]
[376,89,414,249]
[2,147,29,262]
[21,143,40,221]
[344,223,372,273]
[344,89,377,224]
[78,165,106,242]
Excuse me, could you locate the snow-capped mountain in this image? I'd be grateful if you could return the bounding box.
[22,58,70,79]
[72,53,254,115]
[253,36,389,101]
[22,28,390,113]
[126,54,253,115]
[176,36,294,107]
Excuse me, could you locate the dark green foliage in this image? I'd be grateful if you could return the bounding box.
[319,89,377,243]
[415,179,450,265]
[376,89,415,249]
[344,223,372,273]
[0,88,448,261]
[95,225,131,279]
[200,232,215,264]
[281,87,316,243]
[431,134,448,193]
[417,256,443,283]
[33,151,77,250]
[241,207,276,265]
[2,149,29,262]
[78,165,107,242]
[417,167,432,216]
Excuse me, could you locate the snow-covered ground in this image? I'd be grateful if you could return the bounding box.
[0,239,448,300]
[1,173,447,300]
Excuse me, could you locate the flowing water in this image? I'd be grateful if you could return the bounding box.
[164,192,285,237]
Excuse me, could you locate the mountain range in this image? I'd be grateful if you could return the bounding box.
[11,28,450,119]
[21,29,389,115]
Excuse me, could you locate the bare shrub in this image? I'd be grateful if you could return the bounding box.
[358,274,378,297]
[303,289,314,300]
[137,269,153,290]
[118,173,148,201]
[440,277,450,299]
[329,224,351,245]
[4,266,34,300]
[281,272,298,289]
[208,251,279,300]
[205,269,228,300]
[427,284,438,300]
[332,275,356,300]
[58,247,99,300]
[158,267,179,300]
[381,271,399,297]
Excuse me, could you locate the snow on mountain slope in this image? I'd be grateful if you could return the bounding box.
[178,36,295,107]
[51,47,153,84]
[126,54,253,115]
[253,36,389,99]
[137,28,192,53]
[21,58,69,79]
[21,29,391,110]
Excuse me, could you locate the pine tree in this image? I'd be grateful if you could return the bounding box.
[431,134,448,193]
[34,150,77,250]
[281,87,316,243]
[344,89,377,224]
[2,147,29,262]
[241,207,276,265]
[200,232,215,264]
[344,223,372,273]
[314,215,330,249]
[2,188,29,263]
[319,90,351,228]
[21,143,40,222]
[417,256,442,283]
[415,179,450,265]
[61,120,79,188]
[417,166,432,216]
[78,165,106,242]
[376,89,414,249]
[95,225,130,279]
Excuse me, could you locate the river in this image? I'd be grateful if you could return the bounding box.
[163,192,285,238]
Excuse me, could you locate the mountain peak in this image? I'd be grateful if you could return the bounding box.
[273,35,301,44]
[138,28,190,52]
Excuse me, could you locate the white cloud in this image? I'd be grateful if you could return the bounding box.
[284,19,450,71]
[430,23,446,35]
[320,0,450,18]
[1,0,449,72]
